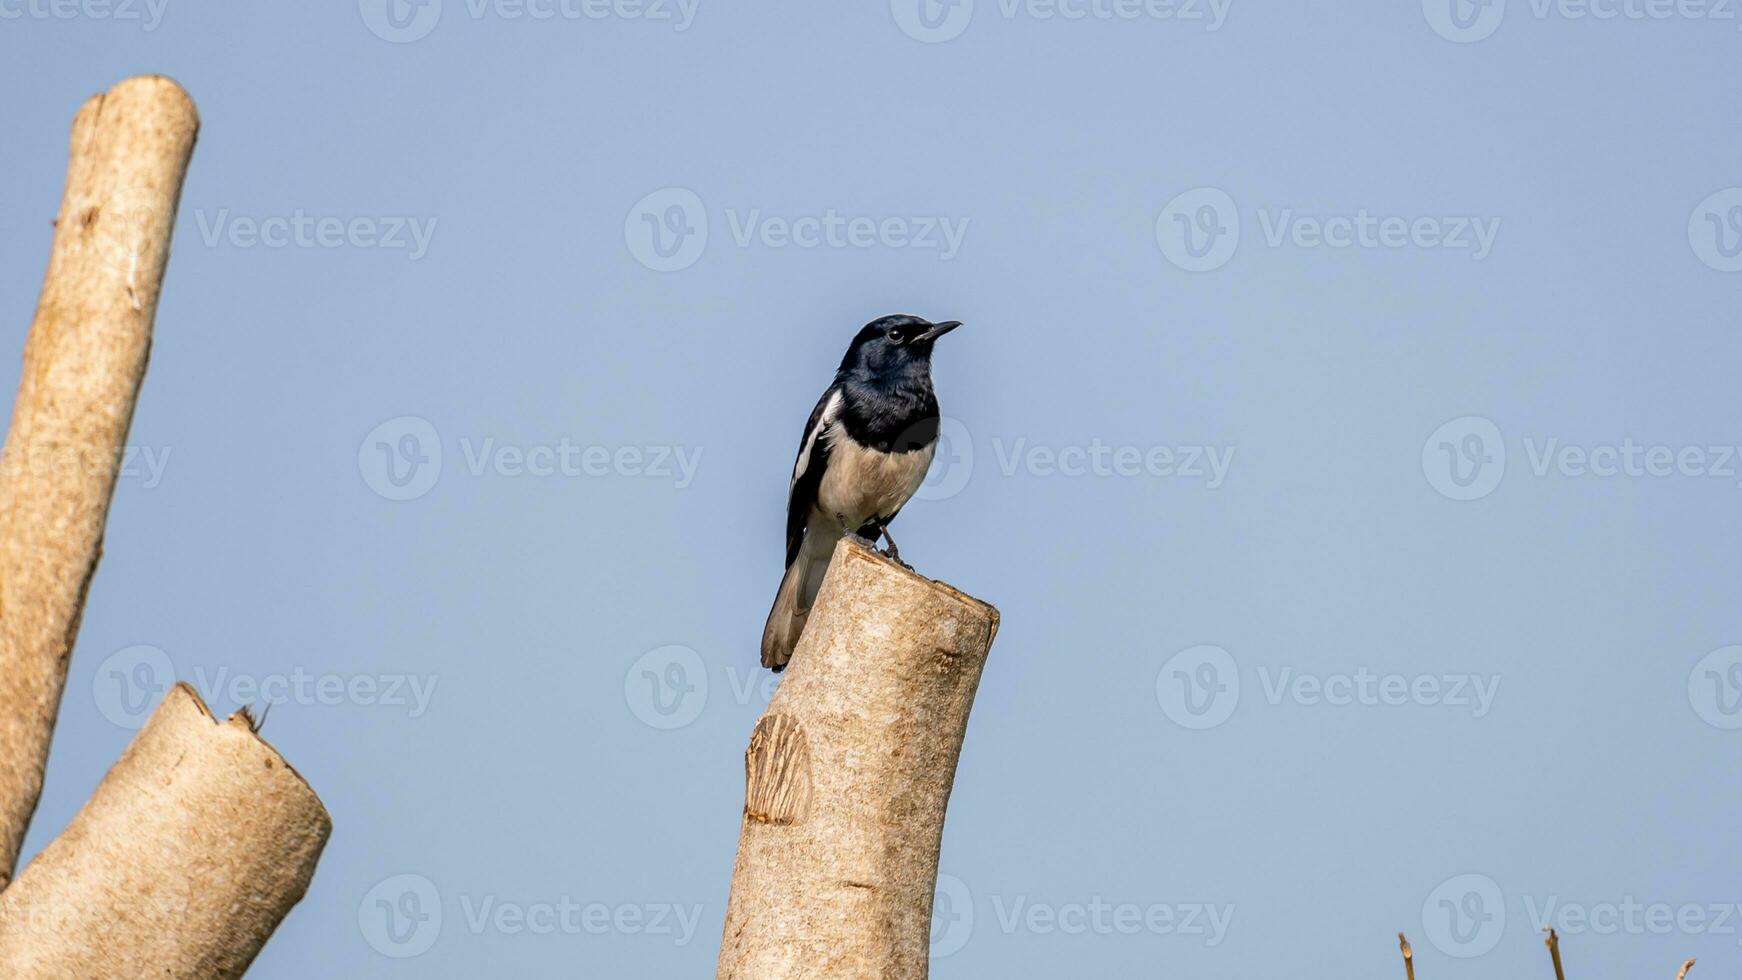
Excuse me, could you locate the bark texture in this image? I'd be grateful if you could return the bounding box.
[718,537,999,979]
[0,75,199,883]
[0,684,331,978]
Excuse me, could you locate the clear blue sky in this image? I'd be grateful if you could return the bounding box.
[3,2,1739,976]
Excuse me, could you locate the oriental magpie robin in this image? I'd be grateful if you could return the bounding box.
[760,314,962,672]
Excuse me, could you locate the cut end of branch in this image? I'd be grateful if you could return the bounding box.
[1677,957,1695,980]
[836,536,999,629]
[1398,932,1415,980]
[1542,925,1566,980]
[165,682,329,826]
[87,75,200,130]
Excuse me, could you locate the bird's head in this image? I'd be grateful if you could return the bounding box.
[838,314,961,378]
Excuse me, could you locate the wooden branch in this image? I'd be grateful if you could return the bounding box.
[1545,927,1565,980]
[0,684,330,977]
[717,537,999,978]
[1399,932,1414,980]
[1676,957,1695,980]
[0,74,198,883]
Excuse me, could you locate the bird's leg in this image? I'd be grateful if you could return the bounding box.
[877,524,909,567]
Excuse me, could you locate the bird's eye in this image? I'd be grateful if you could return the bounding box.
[888,329,904,343]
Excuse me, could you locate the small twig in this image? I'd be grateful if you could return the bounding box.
[1544,927,1565,980]
[1676,957,1695,980]
[1398,932,1415,980]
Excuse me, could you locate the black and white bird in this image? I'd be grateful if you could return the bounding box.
[760,314,961,671]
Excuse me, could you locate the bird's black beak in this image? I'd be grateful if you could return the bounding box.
[915,320,962,343]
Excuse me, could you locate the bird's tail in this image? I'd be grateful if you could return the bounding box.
[760,553,818,672]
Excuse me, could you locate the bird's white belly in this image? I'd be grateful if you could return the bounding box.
[814,435,935,530]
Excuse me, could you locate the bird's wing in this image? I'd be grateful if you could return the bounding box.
[785,387,842,568]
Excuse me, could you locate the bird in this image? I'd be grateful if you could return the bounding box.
[760,314,961,672]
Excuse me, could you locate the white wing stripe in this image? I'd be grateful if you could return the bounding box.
[790,390,842,492]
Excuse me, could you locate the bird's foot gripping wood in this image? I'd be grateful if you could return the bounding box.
[876,527,908,569]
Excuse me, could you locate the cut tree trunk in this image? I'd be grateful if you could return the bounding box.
[0,684,331,978]
[0,75,330,975]
[0,74,198,883]
[717,537,999,979]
